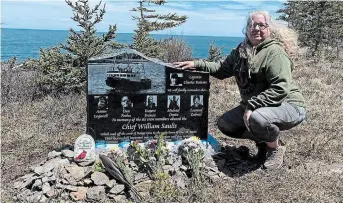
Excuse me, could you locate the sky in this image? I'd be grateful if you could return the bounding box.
[1,0,286,37]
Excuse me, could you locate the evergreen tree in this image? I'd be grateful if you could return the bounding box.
[26,0,121,94]
[60,0,119,66]
[277,1,343,57]
[207,41,224,62]
[131,0,187,57]
[25,47,85,94]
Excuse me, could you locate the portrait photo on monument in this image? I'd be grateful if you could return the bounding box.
[94,95,108,109]
[169,73,183,87]
[191,95,204,109]
[146,95,157,110]
[167,95,180,110]
[121,95,133,110]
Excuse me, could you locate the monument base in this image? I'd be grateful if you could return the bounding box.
[95,133,221,154]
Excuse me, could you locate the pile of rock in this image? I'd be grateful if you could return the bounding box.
[13,145,233,203]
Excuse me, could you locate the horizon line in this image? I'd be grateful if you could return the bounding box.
[1,27,245,38]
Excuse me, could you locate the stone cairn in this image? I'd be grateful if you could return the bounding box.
[13,137,257,203]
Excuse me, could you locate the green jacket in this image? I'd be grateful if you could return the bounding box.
[194,38,306,110]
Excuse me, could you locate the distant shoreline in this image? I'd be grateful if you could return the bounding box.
[0,27,245,38]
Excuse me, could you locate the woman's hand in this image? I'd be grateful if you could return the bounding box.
[173,61,196,70]
[244,109,253,131]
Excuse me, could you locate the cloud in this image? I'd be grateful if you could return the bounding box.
[2,0,285,36]
[164,2,193,9]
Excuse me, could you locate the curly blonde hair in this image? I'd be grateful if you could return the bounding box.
[242,10,299,61]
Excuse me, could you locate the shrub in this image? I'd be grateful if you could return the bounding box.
[24,47,85,94]
[159,37,193,63]
[1,59,41,104]
[150,172,180,201]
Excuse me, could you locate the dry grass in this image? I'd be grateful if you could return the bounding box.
[1,53,343,202]
[1,66,86,201]
[207,54,343,202]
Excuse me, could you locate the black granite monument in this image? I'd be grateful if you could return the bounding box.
[87,48,210,144]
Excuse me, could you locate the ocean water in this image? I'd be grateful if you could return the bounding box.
[1,28,244,62]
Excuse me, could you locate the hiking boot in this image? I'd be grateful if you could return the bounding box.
[254,142,267,163]
[264,145,286,170]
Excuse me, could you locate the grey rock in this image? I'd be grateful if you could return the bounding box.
[218,172,226,177]
[55,184,79,192]
[172,158,182,168]
[40,158,70,174]
[14,181,23,189]
[84,178,93,185]
[163,165,172,171]
[55,183,63,189]
[165,157,175,165]
[31,179,42,190]
[15,174,41,189]
[65,185,81,192]
[29,165,37,172]
[129,161,137,168]
[86,186,106,201]
[77,160,95,167]
[61,179,69,185]
[54,166,68,178]
[130,165,139,172]
[20,189,32,197]
[107,193,117,199]
[70,187,88,201]
[34,166,44,175]
[15,173,35,182]
[109,184,125,194]
[65,165,89,181]
[39,194,48,203]
[48,150,62,159]
[48,175,56,183]
[41,176,49,183]
[173,171,186,189]
[203,157,217,168]
[175,176,186,189]
[45,172,53,177]
[113,194,127,202]
[64,174,78,186]
[105,179,116,188]
[28,191,43,203]
[77,181,84,186]
[91,172,109,186]
[134,173,148,183]
[163,165,174,174]
[210,175,220,182]
[62,150,74,158]
[61,192,69,200]
[42,183,51,194]
[45,189,58,197]
[180,165,188,171]
[208,170,218,176]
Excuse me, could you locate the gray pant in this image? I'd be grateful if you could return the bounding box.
[217,102,307,142]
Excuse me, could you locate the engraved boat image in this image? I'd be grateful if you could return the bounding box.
[105,53,151,90]
[88,48,174,93]
[105,68,151,90]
